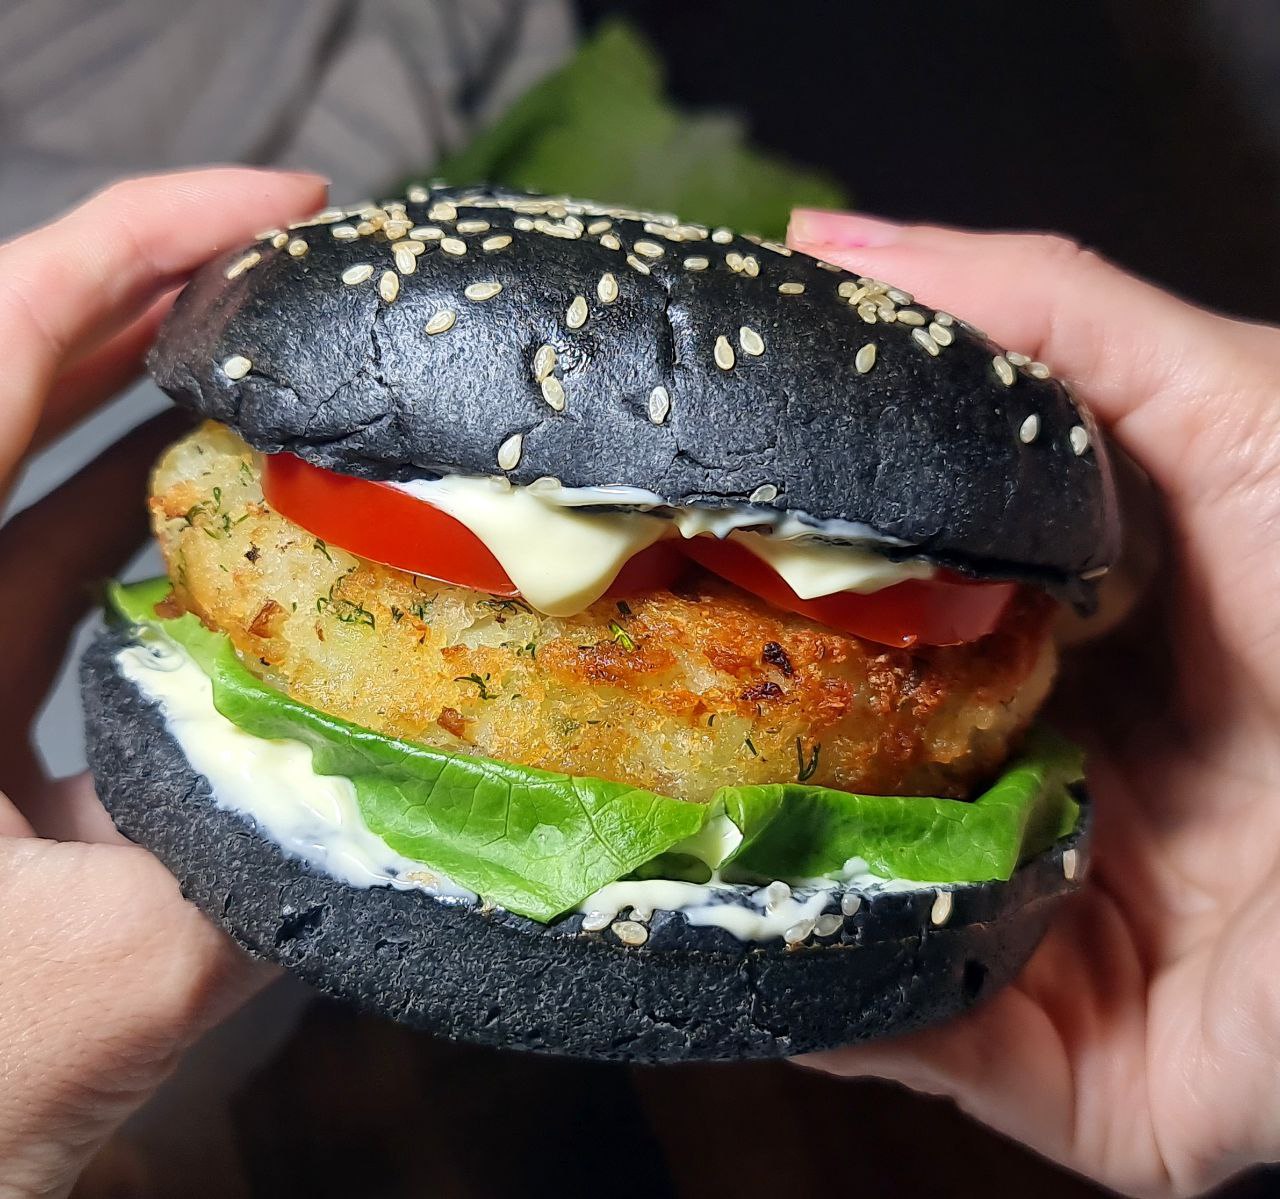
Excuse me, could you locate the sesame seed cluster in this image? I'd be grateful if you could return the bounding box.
[152,185,1115,592]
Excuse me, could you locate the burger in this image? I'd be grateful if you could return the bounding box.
[82,186,1118,1061]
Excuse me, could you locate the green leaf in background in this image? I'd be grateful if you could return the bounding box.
[110,580,704,922]
[720,730,1083,884]
[429,19,846,241]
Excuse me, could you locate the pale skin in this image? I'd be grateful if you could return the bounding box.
[0,171,1277,1197]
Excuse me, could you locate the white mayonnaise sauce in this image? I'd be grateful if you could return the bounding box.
[389,474,932,616]
[117,631,932,941]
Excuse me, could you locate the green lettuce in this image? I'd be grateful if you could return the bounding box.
[109,581,1082,921]
[427,20,846,241]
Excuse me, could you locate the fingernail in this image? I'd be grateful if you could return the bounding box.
[788,209,903,249]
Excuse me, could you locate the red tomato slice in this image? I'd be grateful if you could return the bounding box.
[678,536,1015,648]
[262,453,686,601]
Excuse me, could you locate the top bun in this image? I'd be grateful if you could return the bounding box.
[148,186,1119,599]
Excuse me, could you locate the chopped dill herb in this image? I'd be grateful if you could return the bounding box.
[454,673,495,700]
[744,736,758,756]
[409,601,433,621]
[796,738,821,782]
[390,605,405,622]
[616,600,632,617]
[608,620,636,651]
[211,486,222,511]
[315,582,375,628]
[314,538,333,562]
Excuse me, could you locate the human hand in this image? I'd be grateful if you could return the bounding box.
[787,210,1280,1198]
[0,168,327,1198]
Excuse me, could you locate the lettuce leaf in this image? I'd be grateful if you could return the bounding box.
[110,580,704,922]
[108,581,1082,921]
[428,20,846,241]
[720,731,1082,884]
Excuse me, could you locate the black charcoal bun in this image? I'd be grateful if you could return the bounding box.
[148,187,1118,603]
[83,624,1090,1062]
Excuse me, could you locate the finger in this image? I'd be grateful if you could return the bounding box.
[0,167,328,477]
[22,772,125,845]
[0,787,35,838]
[30,291,178,451]
[0,409,189,737]
[786,210,1280,498]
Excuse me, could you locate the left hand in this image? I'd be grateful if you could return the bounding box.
[0,168,326,1198]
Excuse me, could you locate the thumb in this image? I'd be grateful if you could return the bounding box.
[787,210,1280,506]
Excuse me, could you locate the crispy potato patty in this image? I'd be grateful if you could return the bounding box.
[149,422,1057,802]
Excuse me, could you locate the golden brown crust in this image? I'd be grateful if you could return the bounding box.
[149,422,1057,802]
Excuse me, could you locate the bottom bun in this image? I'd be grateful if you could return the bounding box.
[81,625,1089,1063]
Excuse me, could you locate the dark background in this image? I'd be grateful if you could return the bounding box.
[67,1,1280,1195]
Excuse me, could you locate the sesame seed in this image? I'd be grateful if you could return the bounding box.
[342,263,374,285]
[783,918,816,945]
[633,239,664,259]
[857,303,878,325]
[763,880,792,910]
[581,910,612,932]
[1063,848,1079,881]
[816,260,842,272]
[647,385,670,424]
[887,287,914,305]
[428,202,457,221]
[930,891,953,926]
[221,355,252,380]
[567,294,589,327]
[455,219,490,234]
[855,343,877,374]
[896,308,926,327]
[711,227,733,244]
[224,251,261,280]
[739,326,765,356]
[778,281,805,295]
[726,251,745,273]
[407,185,429,204]
[378,270,400,302]
[533,344,557,382]
[425,309,456,335]
[762,240,793,257]
[1029,361,1052,379]
[409,226,442,241]
[749,483,777,503]
[714,335,735,370]
[993,355,1016,386]
[630,906,653,923]
[383,219,411,241]
[600,232,622,250]
[441,237,466,256]
[514,217,534,232]
[838,281,858,298]
[497,432,523,471]
[1007,350,1031,367]
[1081,565,1110,581]
[840,892,862,917]
[1070,425,1090,455]
[394,245,417,274]
[814,914,842,937]
[401,240,426,256]
[626,254,651,275]
[934,311,955,327]
[464,280,502,301]
[312,207,346,224]
[683,256,710,271]
[287,238,308,257]
[587,219,612,235]
[546,202,568,219]
[481,234,512,252]
[1019,414,1041,444]
[929,323,953,347]
[596,273,618,305]
[257,226,282,241]
[612,920,649,946]
[271,232,289,249]
[742,254,760,277]
[355,221,375,237]
[541,376,566,411]
[913,328,941,356]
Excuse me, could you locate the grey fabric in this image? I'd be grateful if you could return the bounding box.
[0,0,574,775]
[0,0,574,235]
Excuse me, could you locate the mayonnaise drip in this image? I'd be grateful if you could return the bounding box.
[389,474,932,615]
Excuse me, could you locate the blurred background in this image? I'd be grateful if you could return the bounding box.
[1,0,1277,1194]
